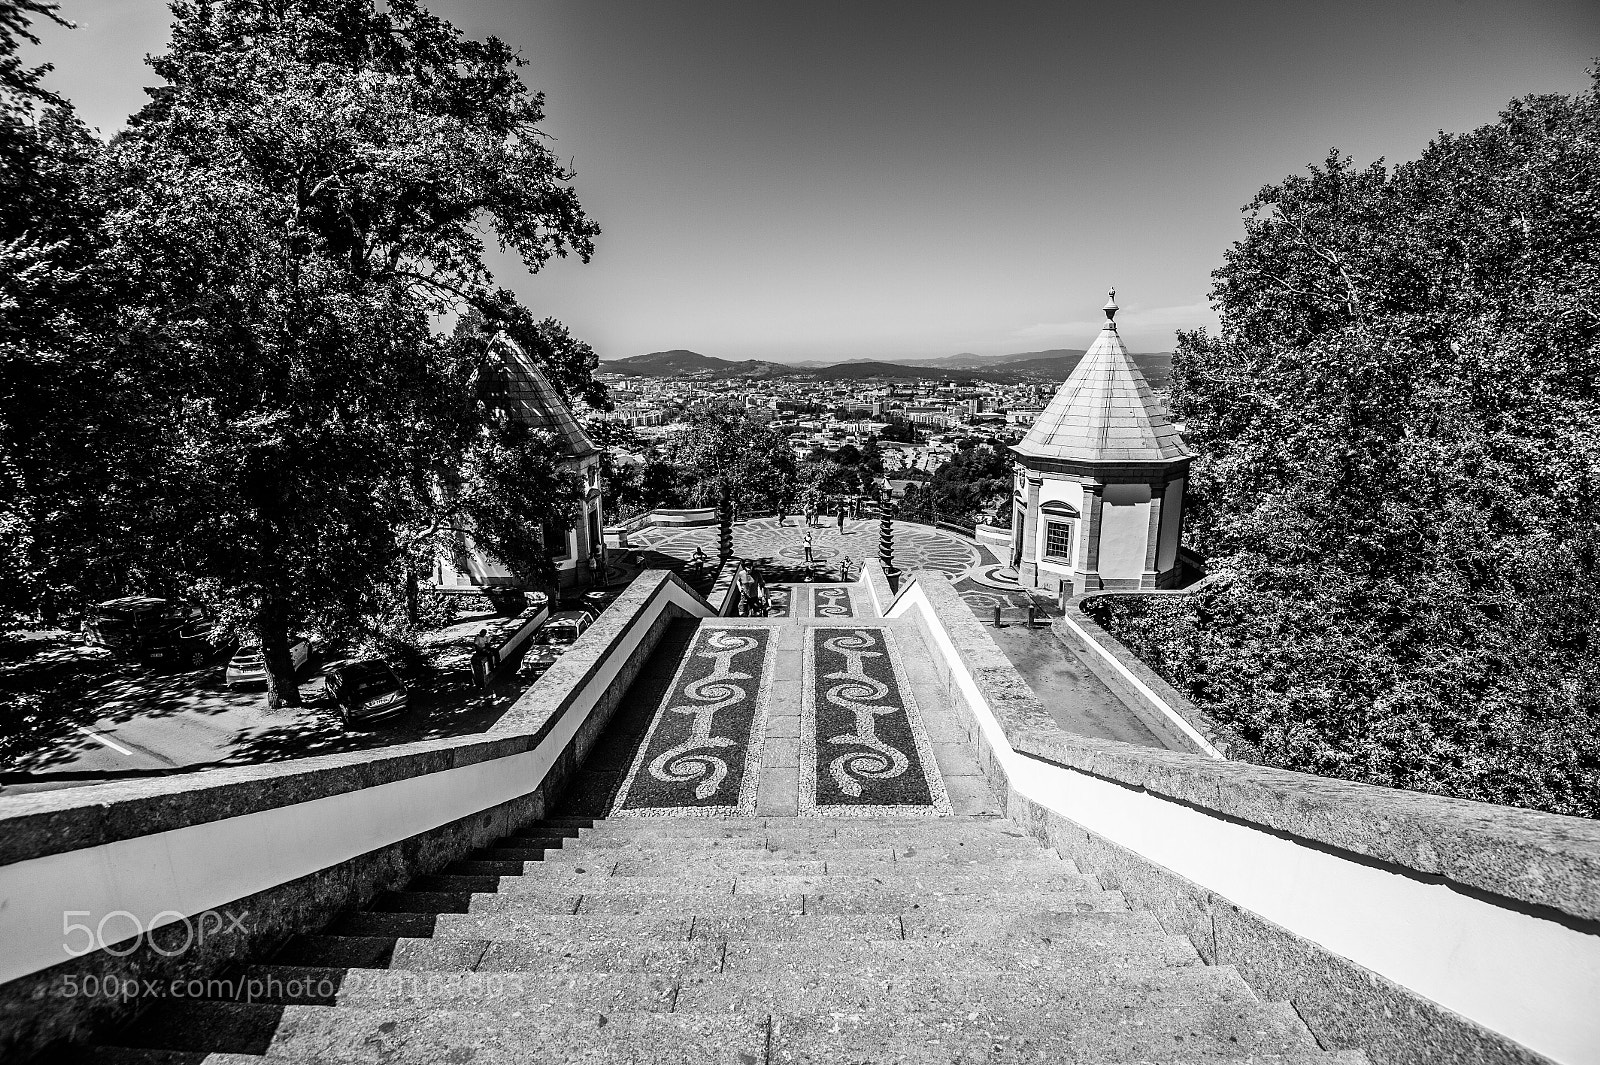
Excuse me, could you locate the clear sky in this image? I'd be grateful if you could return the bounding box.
[28,0,1600,362]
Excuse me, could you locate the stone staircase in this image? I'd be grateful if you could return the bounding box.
[78,599,1367,1064]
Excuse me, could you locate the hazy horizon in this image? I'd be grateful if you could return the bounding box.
[27,0,1600,363]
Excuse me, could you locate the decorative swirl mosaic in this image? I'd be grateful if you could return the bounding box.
[813,586,855,618]
[612,625,776,817]
[800,626,950,817]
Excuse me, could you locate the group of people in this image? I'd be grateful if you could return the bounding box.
[778,497,866,528]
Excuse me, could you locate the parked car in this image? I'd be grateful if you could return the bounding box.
[225,638,314,688]
[580,589,619,620]
[325,658,410,730]
[519,611,592,679]
[84,597,214,666]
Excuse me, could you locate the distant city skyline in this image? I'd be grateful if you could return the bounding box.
[30,0,1600,362]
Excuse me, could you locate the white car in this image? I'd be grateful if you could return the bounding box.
[225,638,313,688]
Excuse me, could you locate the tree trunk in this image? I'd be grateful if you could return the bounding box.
[404,564,420,626]
[257,599,302,709]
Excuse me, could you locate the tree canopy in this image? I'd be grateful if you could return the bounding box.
[0,0,603,706]
[1128,70,1600,817]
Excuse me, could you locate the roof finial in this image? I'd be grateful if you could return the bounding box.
[1103,288,1119,330]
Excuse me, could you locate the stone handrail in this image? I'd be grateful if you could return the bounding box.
[883,568,1600,1065]
[0,570,717,1061]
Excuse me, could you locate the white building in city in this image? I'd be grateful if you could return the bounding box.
[1008,291,1194,594]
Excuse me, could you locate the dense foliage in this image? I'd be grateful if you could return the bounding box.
[899,442,1011,527]
[1143,71,1600,817]
[0,0,601,704]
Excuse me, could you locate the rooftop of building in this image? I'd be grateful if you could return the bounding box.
[1012,290,1193,466]
[488,333,599,460]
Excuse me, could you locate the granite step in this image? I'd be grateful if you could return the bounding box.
[429,911,912,942]
[224,965,679,1010]
[722,924,1201,975]
[296,929,1200,977]
[459,891,1127,928]
[571,890,805,916]
[393,868,1102,899]
[729,868,1101,895]
[569,815,1012,840]
[410,873,503,893]
[272,935,485,971]
[528,857,830,878]
[282,936,728,974]
[767,1000,1324,1064]
[555,887,1112,916]
[370,890,474,914]
[681,963,1258,1016]
[330,919,1198,975]
[552,842,1060,865]
[110,1001,764,1064]
[515,855,1074,880]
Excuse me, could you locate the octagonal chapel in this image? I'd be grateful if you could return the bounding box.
[1008,291,1195,595]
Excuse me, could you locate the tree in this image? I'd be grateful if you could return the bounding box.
[102,0,600,705]
[0,2,176,628]
[1149,70,1600,816]
[898,443,1011,526]
[662,412,795,560]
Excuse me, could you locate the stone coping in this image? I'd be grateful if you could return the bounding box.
[861,558,895,616]
[891,570,1600,927]
[0,570,708,870]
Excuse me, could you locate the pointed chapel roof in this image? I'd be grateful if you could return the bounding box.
[488,333,599,460]
[1012,290,1192,466]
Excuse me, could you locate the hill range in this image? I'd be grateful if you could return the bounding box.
[601,348,1172,387]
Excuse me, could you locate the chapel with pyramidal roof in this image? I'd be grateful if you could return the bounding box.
[1007,290,1195,595]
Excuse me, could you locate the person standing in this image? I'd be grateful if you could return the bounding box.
[804,530,814,563]
[746,561,768,616]
[837,508,845,533]
[475,626,498,680]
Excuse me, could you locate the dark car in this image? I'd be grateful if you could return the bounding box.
[580,589,619,620]
[83,597,214,667]
[519,611,592,680]
[325,658,410,731]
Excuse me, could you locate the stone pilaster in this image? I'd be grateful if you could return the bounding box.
[1141,483,1166,589]
[1017,472,1044,586]
[1075,482,1104,594]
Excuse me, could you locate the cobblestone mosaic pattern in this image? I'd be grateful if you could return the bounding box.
[801,626,950,817]
[813,586,855,618]
[612,625,777,817]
